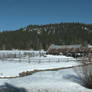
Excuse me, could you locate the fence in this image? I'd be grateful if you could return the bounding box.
[0,51,77,63]
[1,50,90,64]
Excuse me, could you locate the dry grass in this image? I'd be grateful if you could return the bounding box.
[74,54,92,89]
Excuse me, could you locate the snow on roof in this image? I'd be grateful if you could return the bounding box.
[65,45,81,49]
[49,44,63,49]
[48,44,92,50]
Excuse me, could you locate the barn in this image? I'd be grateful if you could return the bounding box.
[48,44,92,57]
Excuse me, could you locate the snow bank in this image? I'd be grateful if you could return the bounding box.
[0,69,92,92]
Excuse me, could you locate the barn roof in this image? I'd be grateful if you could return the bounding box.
[48,44,92,50]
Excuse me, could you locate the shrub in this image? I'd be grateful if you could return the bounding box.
[74,55,92,89]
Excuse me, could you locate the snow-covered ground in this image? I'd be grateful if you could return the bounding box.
[0,50,88,92]
[0,68,92,92]
[0,53,78,77]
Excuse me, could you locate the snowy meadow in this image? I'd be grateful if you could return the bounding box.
[0,50,91,92]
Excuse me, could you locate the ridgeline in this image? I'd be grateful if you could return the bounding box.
[0,22,92,50]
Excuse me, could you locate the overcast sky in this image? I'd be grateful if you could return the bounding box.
[0,0,92,30]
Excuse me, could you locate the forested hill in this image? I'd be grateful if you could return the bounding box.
[0,23,92,50]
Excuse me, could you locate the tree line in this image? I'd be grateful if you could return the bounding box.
[0,22,92,50]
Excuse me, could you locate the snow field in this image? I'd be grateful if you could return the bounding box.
[0,55,77,77]
[0,69,92,92]
[0,50,78,77]
[0,50,88,92]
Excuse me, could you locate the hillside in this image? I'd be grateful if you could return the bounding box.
[0,22,92,50]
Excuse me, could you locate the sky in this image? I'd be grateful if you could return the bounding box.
[0,0,92,31]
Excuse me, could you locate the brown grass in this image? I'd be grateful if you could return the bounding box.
[74,54,92,89]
